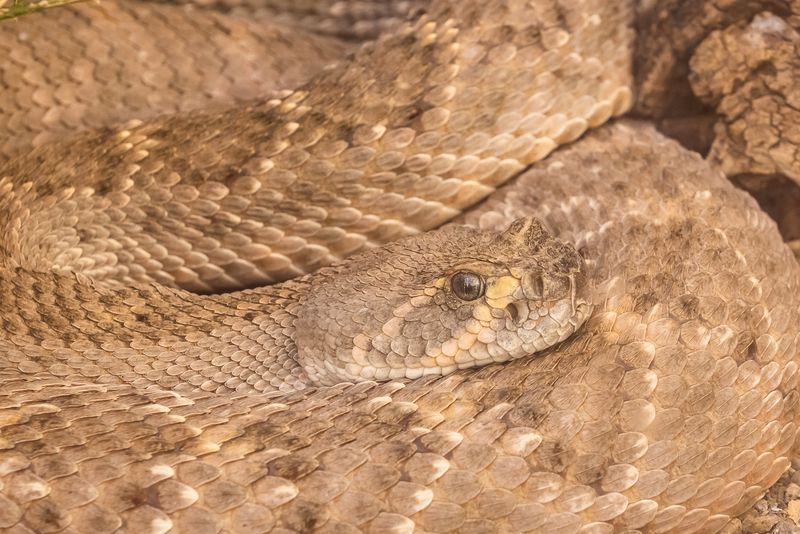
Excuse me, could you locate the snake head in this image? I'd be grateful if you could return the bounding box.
[295,216,592,386]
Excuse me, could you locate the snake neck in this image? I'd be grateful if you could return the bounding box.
[0,263,317,394]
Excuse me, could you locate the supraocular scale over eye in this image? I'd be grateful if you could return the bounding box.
[450,271,485,301]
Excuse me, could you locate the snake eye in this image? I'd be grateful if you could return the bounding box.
[450,271,485,301]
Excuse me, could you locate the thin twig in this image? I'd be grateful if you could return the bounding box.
[0,0,88,20]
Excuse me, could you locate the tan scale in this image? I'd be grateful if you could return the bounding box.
[0,0,799,533]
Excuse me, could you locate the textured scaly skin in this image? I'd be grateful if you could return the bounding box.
[2,121,798,533]
[0,0,633,293]
[147,0,416,40]
[0,0,351,165]
[3,1,797,533]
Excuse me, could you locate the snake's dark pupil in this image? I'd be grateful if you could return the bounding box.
[451,272,485,301]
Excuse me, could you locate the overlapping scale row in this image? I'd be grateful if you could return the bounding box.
[0,0,350,164]
[2,123,799,532]
[1,0,633,292]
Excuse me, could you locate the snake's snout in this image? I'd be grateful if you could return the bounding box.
[296,220,593,387]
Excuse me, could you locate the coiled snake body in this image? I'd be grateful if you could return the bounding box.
[0,1,798,533]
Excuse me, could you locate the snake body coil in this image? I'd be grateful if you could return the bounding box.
[0,1,798,533]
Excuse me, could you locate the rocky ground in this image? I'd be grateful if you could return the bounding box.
[723,462,800,533]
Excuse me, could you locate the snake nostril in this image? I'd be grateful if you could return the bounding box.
[522,272,544,300]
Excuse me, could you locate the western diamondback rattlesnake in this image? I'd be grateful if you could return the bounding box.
[0,1,799,533]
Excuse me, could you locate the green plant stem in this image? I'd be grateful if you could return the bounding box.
[0,0,88,20]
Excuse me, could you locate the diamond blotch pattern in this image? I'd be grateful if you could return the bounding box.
[1,122,798,532]
[2,0,792,533]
